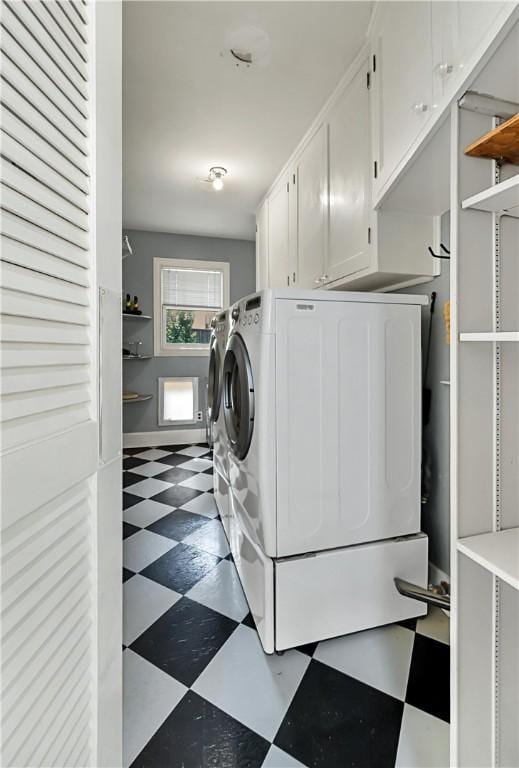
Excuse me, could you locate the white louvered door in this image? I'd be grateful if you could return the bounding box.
[0,2,119,766]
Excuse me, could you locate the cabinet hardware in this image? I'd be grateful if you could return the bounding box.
[286,182,289,193]
[292,173,296,185]
[428,244,450,260]
[367,71,371,89]
[314,277,322,285]
[287,275,290,286]
[437,62,454,76]
[372,54,376,73]
[373,160,378,179]
[411,102,429,113]
[368,227,371,244]
[293,272,296,282]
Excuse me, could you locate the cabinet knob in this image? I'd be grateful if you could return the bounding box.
[411,102,429,113]
[321,274,329,281]
[314,277,322,285]
[437,62,454,76]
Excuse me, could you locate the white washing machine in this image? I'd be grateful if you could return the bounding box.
[223,289,429,653]
[207,309,231,534]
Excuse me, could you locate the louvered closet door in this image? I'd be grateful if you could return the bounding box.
[0,2,99,767]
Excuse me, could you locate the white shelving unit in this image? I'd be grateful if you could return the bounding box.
[462,173,519,217]
[451,32,519,766]
[459,331,519,342]
[457,529,519,591]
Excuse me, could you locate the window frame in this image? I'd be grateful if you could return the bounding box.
[153,257,230,357]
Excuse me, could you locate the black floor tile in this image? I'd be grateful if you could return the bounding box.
[123,447,148,455]
[274,659,404,768]
[241,612,256,629]
[123,567,135,582]
[147,509,210,541]
[151,485,202,508]
[406,633,450,722]
[141,542,220,594]
[154,466,197,484]
[131,598,238,687]
[159,443,191,453]
[203,467,214,475]
[130,691,269,768]
[397,617,418,632]
[154,452,194,468]
[123,522,140,539]
[123,492,142,510]
[123,456,147,471]
[296,642,318,657]
[123,471,143,489]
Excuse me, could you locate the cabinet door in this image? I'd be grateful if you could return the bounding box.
[325,59,373,285]
[432,2,508,101]
[373,1,433,192]
[255,199,269,290]
[267,176,290,289]
[293,124,327,289]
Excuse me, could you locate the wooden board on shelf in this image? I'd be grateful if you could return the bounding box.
[464,113,519,164]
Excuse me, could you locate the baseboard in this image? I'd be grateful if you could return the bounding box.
[123,428,206,449]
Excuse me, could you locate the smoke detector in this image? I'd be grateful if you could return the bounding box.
[223,25,271,68]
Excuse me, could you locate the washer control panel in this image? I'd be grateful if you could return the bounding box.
[231,295,262,332]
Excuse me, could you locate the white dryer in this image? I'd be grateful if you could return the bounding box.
[207,309,231,533]
[223,289,429,653]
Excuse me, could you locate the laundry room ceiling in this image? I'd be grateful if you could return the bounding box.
[123,1,373,241]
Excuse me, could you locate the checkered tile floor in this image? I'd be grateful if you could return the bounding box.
[123,444,450,768]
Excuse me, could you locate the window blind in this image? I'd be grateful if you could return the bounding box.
[161,267,223,310]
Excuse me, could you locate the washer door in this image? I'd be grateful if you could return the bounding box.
[207,335,221,423]
[223,333,254,460]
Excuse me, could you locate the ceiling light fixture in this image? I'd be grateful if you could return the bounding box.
[208,166,227,191]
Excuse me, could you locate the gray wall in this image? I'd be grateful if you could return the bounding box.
[122,229,255,435]
[396,213,451,576]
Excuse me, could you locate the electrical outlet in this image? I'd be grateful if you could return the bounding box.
[196,411,203,422]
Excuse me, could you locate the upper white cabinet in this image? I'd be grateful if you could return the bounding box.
[291,124,327,289]
[432,2,509,102]
[325,59,373,285]
[371,1,434,198]
[267,175,290,289]
[255,199,269,291]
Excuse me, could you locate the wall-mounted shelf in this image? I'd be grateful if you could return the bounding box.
[464,112,519,164]
[123,355,153,360]
[123,393,153,403]
[459,331,519,342]
[462,173,519,217]
[122,314,152,320]
[457,528,519,592]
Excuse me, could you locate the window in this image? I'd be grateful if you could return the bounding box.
[158,377,199,425]
[154,258,230,356]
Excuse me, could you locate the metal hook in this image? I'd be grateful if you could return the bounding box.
[428,243,451,260]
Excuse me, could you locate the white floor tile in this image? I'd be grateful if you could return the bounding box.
[314,624,414,701]
[416,607,450,645]
[396,704,450,768]
[134,448,172,461]
[193,624,310,741]
[126,477,172,499]
[178,457,213,473]
[130,461,170,478]
[179,473,214,492]
[186,560,249,622]
[176,445,210,457]
[123,649,187,768]
[123,499,174,527]
[183,519,230,558]
[262,745,306,767]
[123,530,177,572]
[181,493,218,518]
[123,575,182,645]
